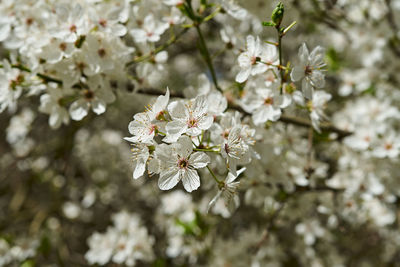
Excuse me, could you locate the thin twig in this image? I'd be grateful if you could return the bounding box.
[1,64,63,84]
[195,24,221,91]
[126,28,190,66]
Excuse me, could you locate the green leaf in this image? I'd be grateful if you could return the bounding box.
[20,260,35,267]
[262,21,276,27]
[325,47,341,72]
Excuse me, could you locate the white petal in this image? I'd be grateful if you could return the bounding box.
[155,51,168,63]
[168,100,188,120]
[252,106,268,125]
[193,95,209,116]
[177,136,193,158]
[91,98,106,115]
[0,23,10,42]
[124,136,138,143]
[235,68,251,83]
[238,52,251,67]
[310,71,325,88]
[246,35,255,55]
[130,29,147,43]
[69,99,89,121]
[197,115,213,131]
[133,153,148,179]
[112,24,127,36]
[186,126,202,136]
[299,43,309,63]
[49,111,62,129]
[291,65,305,82]
[158,169,180,190]
[302,79,314,100]
[293,91,305,105]
[276,94,292,108]
[189,152,210,169]
[182,169,200,192]
[310,46,325,66]
[198,74,211,95]
[166,120,187,138]
[250,62,267,76]
[226,167,246,183]
[207,191,222,213]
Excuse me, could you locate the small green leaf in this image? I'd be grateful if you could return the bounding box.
[262,21,276,27]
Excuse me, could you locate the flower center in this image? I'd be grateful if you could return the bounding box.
[305,65,313,75]
[251,56,260,65]
[69,24,77,33]
[98,48,106,58]
[156,111,166,121]
[264,97,274,105]
[178,158,189,169]
[222,130,230,139]
[384,143,393,150]
[99,19,107,28]
[59,42,67,51]
[76,62,86,70]
[26,18,33,26]
[224,143,230,154]
[187,117,198,128]
[149,124,157,134]
[83,89,94,100]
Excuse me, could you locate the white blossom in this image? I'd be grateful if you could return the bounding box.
[291,43,326,99]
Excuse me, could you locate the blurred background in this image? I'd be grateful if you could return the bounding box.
[1,0,400,266]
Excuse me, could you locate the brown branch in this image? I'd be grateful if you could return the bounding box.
[228,102,353,140]
[253,202,286,252]
[294,185,343,194]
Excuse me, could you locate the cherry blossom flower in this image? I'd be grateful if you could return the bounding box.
[165,95,213,142]
[307,91,332,132]
[129,14,169,43]
[39,86,70,129]
[291,43,326,99]
[49,3,88,43]
[372,132,400,158]
[241,86,291,125]
[235,35,278,83]
[0,59,23,113]
[125,88,170,144]
[221,126,251,176]
[69,75,116,121]
[154,136,210,192]
[207,167,246,215]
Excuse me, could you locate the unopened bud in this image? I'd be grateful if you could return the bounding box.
[271,2,284,27]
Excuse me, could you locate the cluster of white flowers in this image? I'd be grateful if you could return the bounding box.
[125,84,255,199]
[236,36,330,132]
[85,211,154,266]
[0,238,39,267]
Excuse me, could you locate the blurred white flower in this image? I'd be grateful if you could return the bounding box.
[291,43,326,99]
[235,35,278,83]
[130,14,169,43]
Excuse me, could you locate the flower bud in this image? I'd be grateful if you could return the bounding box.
[271,2,284,27]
